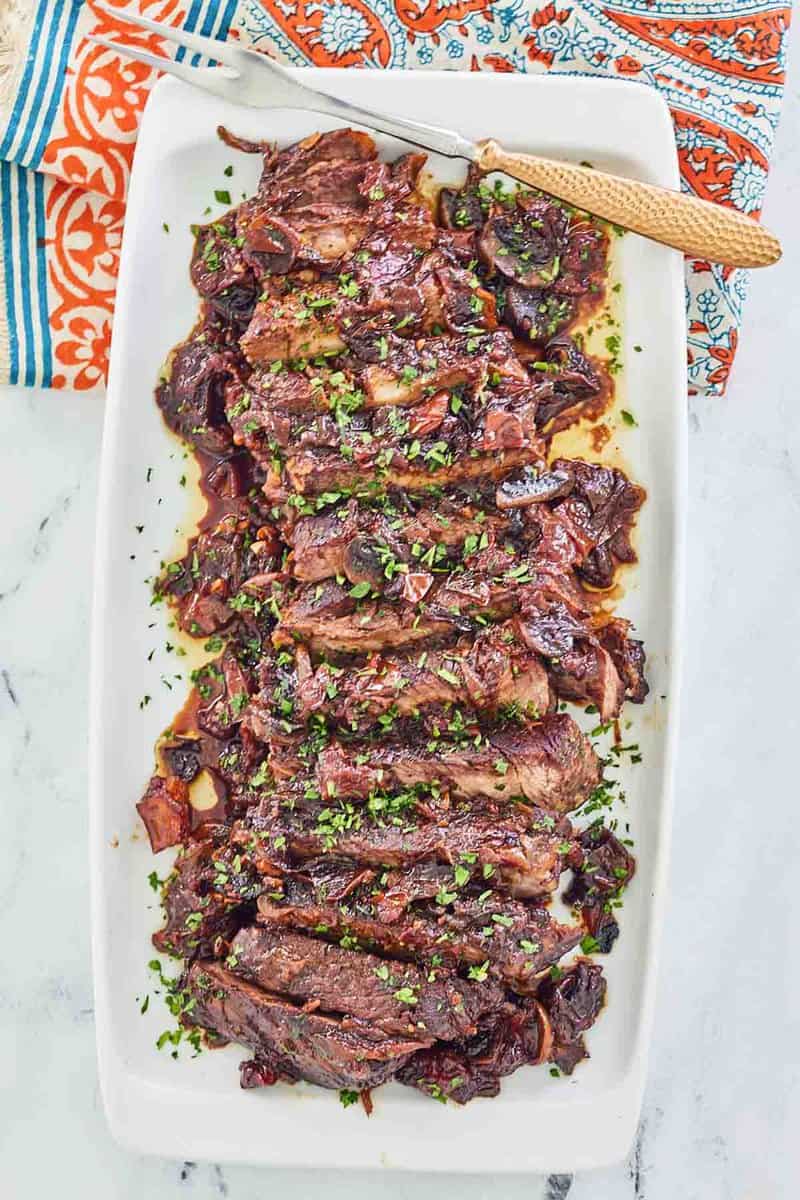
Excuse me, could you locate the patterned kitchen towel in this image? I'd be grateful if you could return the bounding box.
[0,0,792,393]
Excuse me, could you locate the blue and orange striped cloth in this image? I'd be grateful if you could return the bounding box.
[0,0,791,393]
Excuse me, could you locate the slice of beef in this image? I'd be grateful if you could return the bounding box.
[285,503,361,584]
[137,774,189,853]
[273,580,452,654]
[158,511,280,637]
[256,881,583,994]
[274,555,570,655]
[254,789,575,897]
[241,289,345,364]
[547,642,626,722]
[316,713,601,815]
[235,362,331,417]
[224,366,339,462]
[358,330,494,407]
[152,839,248,958]
[240,197,370,274]
[342,245,496,350]
[285,498,501,586]
[282,402,544,497]
[397,1000,548,1103]
[230,925,506,1041]
[487,717,601,812]
[254,128,378,199]
[521,500,597,575]
[231,129,381,278]
[293,622,552,730]
[371,861,475,921]
[185,960,420,1090]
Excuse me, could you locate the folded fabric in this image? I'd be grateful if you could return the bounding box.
[0,0,791,393]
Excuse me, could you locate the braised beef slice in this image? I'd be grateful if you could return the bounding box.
[248,783,576,899]
[158,510,280,637]
[255,881,583,995]
[185,960,420,1090]
[230,924,506,1041]
[292,622,552,731]
[597,619,649,704]
[153,839,247,958]
[315,712,600,815]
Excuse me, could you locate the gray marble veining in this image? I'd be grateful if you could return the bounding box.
[2,76,799,1200]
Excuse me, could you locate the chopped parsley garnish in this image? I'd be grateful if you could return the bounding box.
[467,961,489,982]
[393,986,418,1006]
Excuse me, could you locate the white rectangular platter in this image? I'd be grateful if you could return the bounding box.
[90,69,686,1172]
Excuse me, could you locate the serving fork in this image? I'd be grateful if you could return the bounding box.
[91,4,780,268]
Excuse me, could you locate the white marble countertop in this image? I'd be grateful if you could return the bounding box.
[2,79,799,1200]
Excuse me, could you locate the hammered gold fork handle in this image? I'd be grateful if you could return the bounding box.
[475,140,781,268]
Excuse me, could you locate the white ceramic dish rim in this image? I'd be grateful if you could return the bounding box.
[90,69,687,1173]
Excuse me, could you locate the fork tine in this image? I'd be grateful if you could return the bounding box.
[88,36,239,100]
[92,1,243,70]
